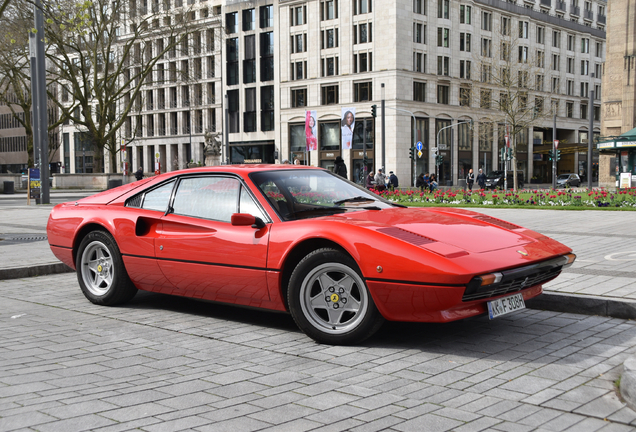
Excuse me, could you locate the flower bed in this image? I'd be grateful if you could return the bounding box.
[370,187,636,209]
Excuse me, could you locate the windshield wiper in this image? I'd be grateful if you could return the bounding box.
[333,196,376,206]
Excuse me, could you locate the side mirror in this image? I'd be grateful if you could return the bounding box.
[231,213,266,229]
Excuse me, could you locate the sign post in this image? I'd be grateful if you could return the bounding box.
[154,152,161,175]
[28,168,41,206]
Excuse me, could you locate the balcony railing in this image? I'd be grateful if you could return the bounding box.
[570,5,580,16]
[193,125,203,134]
[540,0,551,8]
[169,100,178,108]
[168,127,177,135]
[584,9,593,20]
[597,13,606,24]
[556,0,566,11]
[207,96,215,104]
[157,127,166,136]
[207,70,215,78]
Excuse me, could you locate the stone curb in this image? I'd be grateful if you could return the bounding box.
[0,263,73,281]
[621,356,636,412]
[526,291,636,320]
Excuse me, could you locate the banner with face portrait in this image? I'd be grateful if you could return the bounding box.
[305,110,317,152]
[341,107,356,150]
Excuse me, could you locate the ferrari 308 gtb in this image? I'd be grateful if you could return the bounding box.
[47,165,575,345]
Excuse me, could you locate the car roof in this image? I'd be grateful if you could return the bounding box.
[176,164,321,174]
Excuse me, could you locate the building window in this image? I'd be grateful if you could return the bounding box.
[228,89,239,132]
[437,56,449,76]
[437,0,449,18]
[243,35,256,84]
[354,82,372,101]
[321,0,338,20]
[261,85,274,132]
[481,38,492,57]
[226,38,239,86]
[580,81,589,97]
[552,54,560,71]
[480,89,491,108]
[321,56,339,76]
[564,101,573,118]
[414,23,424,43]
[414,0,426,15]
[459,5,471,23]
[518,46,528,63]
[552,77,560,93]
[536,74,544,92]
[536,26,544,44]
[501,16,511,36]
[244,88,256,133]
[321,85,339,105]
[437,85,449,104]
[581,103,588,119]
[581,37,589,53]
[594,84,601,100]
[437,28,449,47]
[480,63,491,83]
[291,61,306,80]
[552,31,560,48]
[353,0,372,14]
[536,50,544,68]
[519,21,528,38]
[459,60,471,79]
[581,60,589,75]
[260,32,274,81]
[291,88,307,107]
[567,34,575,51]
[482,11,492,31]
[567,57,575,73]
[242,9,256,31]
[260,5,273,28]
[459,33,471,52]
[459,87,470,106]
[414,81,426,102]
[594,105,600,121]
[413,52,424,72]
[291,5,306,26]
[595,63,602,78]
[226,12,237,34]
[595,42,602,57]
[567,79,574,95]
[322,28,339,48]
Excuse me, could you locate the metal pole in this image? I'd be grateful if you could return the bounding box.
[34,0,49,204]
[381,83,385,173]
[28,33,40,170]
[224,94,229,164]
[588,73,595,190]
[412,117,416,187]
[552,114,556,189]
[362,119,367,185]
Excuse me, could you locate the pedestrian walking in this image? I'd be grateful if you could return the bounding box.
[388,171,399,189]
[466,169,475,191]
[134,167,143,181]
[334,156,348,178]
[477,169,487,189]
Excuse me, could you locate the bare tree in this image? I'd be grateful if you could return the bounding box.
[471,29,556,190]
[41,0,200,172]
[0,1,65,167]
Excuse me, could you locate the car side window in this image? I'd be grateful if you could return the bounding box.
[239,187,266,220]
[141,180,176,212]
[172,177,239,222]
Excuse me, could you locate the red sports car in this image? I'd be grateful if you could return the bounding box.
[47,165,575,345]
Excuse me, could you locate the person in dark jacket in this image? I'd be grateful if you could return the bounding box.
[477,168,487,189]
[334,156,347,178]
[388,171,399,189]
[134,167,143,181]
[416,173,426,190]
[466,168,475,191]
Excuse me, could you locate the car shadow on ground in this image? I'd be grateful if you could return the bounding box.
[114,290,619,371]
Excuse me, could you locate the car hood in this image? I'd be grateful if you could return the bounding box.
[338,207,533,253]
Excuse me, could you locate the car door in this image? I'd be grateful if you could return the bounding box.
[155,175,272,306]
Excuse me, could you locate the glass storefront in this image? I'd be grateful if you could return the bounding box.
[435,119,451,185]
[230,141,275,164]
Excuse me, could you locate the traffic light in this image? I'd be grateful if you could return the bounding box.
[507,148,512,160]
[547,150,553,161]
[556,150,561,161]
[436,154,444,165]
[371,104,377,118]
[409,147,414,159]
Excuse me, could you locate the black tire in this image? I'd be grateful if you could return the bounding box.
[76,230,137,306]
[287,248,384,345]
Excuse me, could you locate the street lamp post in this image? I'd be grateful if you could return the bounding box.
[588,73,595,189]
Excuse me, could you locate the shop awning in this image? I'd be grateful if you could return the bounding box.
[597,127,636,150]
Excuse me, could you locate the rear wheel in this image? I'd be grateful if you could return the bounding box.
[288,248,384,345]
[76,230,137,306]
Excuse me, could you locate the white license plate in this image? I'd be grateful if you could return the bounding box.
[487,293,525,319]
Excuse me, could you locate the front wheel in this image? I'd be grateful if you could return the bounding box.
[288,248,384,345]
[76,230,137,306]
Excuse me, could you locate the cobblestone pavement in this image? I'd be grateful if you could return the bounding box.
[1,273,636,432]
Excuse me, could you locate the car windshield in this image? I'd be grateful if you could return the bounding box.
[487,171,504,178]
[250,169,394,221]
[557,174,570,180]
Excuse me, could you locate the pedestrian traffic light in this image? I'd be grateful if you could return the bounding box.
[556,150,561,161]
[371,104,377,118]
[547,150,553,161]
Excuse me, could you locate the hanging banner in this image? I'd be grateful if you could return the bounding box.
[305,110,317,151]
[341,107,355,150]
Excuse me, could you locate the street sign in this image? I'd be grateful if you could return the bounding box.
[505,134,510,148]
[439,143,448,150]
[417,150,422,158]
[416,141,423,151]
[554,140,559,149]
[430,147,438,152]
